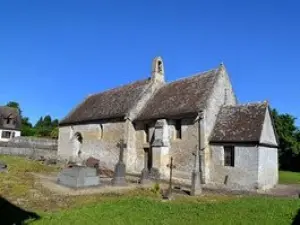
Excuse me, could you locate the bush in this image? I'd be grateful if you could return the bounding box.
[151,183,161,195]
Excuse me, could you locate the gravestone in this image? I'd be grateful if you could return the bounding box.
[139,150,151,184]
[0,161,7,173]
[85,157,100,175]
[163,157,176,200]
[57,165,100,188]
[190,150,202,196]
[111,139,127,186]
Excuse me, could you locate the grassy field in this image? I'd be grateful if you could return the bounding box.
[30,197,300,225]
[1,155,300,225]
[279,170,300,184]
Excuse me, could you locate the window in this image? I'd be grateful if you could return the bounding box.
[6,118,11,124]
[11,132,15,138]
[224,146,235,167]
[1,131,11,138]
[175,120,182,139]
[144,124,149,143]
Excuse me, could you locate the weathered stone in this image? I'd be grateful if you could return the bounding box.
[111,139,127,186]
[45,158,57,165]
[0,161,7,172]
[140,168,151,184]
[149,167,160,180]
[57,165,99,188]
[111,161,127,186]
[56,58,278,193]
[86,157,100,168]
[139,149,151,184]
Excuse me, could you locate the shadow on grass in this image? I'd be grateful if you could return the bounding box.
[0,195,41,225]
[292,209,300,225]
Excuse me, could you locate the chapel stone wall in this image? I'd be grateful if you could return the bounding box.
[210,144,259,190]
[58,120,125,172]
[204,66,237,183]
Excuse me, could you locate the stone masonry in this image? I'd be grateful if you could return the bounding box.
[58,57,279,191]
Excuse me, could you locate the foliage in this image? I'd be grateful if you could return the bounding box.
[5,101,59,139]
[150,183,161,195]
[271,109,300,171]
[50,127,59,139]
[279,171,300,184]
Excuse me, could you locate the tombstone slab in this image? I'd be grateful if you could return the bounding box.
[0,161,7,173]
[57,165,100,188]
[140,168,151,184]
[111,161,127,186]
[86,157,100,175]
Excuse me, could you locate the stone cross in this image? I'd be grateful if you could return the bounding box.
[116,139,127,162]
[111,139,127,186]
[164,157,176,199]
[191,150,202,196]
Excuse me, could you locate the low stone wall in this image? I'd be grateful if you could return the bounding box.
[0,147,57,159]
[0,136,58,159]
[0,136,58,150]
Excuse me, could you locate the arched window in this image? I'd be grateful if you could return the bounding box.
[74,132,83,143]
[72,132,83,157]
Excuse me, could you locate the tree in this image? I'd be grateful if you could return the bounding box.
[34,115,58,138]
[6,101,22,116]
[271,109,300,171]
[50,127,59,139]
[5,101,59,138]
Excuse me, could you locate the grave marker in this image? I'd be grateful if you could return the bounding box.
[190,150,202,196]
[163,157,176,200]
[111,139,127,186]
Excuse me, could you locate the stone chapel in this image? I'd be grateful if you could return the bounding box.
[58,57,279,191]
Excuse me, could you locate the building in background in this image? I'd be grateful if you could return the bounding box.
[0,106,21,142]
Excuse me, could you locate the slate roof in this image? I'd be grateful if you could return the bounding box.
[59,78,152,125]
[135,67,221,121]
[0,106,22,130]
[209,102,272,143]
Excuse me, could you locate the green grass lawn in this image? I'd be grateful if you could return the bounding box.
[1,155,300,225]
[279,170,300,184]
[30,197,300,225]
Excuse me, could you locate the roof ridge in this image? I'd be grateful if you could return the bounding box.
[222,101,268,108]
[88,77,151,98]
[164,67,219,86]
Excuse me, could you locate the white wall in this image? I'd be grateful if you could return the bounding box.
[258,146,278,190]
[260,107,278,145]
[210,144,259,190]
[0,129,21,142]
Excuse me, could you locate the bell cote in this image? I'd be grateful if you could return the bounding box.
[151,56,165,83]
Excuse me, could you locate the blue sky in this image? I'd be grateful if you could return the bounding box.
[0,1,299,125]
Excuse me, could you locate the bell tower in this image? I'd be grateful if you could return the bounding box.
[151,56,165,83]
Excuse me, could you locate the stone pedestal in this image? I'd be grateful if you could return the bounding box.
[140,168,151,184]
[191,171,202,196]
[151,146,169,179]
[111,161,127,186]
[57,166,100,188]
